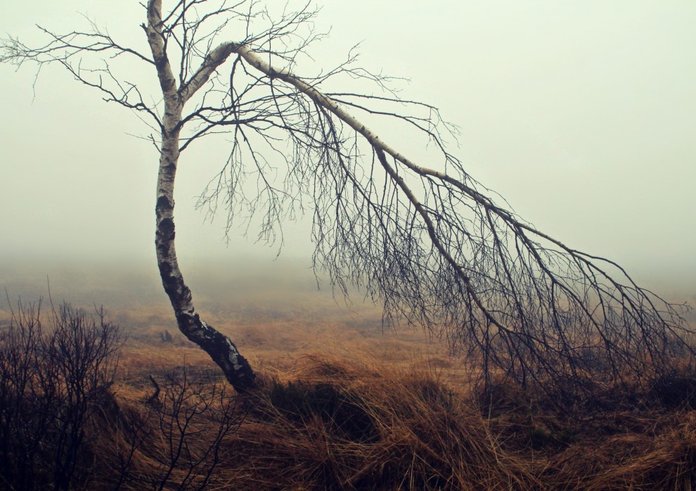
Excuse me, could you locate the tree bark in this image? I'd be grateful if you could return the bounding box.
[154,136,256,393]
[146,0,255,393]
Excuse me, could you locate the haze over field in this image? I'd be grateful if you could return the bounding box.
[1,1,695,306]
[3,4,696,489]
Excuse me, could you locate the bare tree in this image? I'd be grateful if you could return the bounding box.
[2,0,692,395]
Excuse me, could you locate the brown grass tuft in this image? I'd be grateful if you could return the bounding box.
[215,354,537,490]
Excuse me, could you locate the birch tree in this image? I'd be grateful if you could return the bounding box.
[2,0,692,395]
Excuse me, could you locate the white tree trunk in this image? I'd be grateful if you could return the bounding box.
[147,0,255,392]
[154,131,256,392]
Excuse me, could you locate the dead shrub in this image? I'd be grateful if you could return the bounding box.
[97,366,244,490]
[0,299,121,490]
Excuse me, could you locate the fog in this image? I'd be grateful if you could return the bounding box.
[1,1,695,307]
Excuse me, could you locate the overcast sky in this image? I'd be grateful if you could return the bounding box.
[1,1,695,297]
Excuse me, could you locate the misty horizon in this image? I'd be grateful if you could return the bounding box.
[2,2,695,289]
[2,253,694,313]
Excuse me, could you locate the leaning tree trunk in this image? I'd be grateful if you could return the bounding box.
[154,131,256,393]
[147,0,255,393]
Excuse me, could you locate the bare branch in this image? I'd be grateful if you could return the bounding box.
[225,42,694,392]
[3,0,692,396]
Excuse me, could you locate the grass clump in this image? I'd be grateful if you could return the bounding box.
[222,355,535,490]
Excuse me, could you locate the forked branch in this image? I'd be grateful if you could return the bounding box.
[2,0,692,396]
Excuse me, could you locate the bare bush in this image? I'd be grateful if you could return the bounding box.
[0,299,121,490]
[111,368,244,490]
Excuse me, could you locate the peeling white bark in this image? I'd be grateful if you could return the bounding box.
[143,4,479,393]
[146,0,255,392]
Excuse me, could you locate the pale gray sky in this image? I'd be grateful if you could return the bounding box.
[1,1,695,296]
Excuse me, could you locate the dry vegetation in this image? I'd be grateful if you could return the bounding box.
[2,292,696,490]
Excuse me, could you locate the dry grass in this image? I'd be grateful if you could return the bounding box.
[97,345,696,490]
[216,354,536,490]
[5,302,696,489]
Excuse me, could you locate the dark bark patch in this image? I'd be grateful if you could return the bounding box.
[158,261,173,278]
[156,195,173,212]
[161,273,180,299]
[172,313,256,393]
[157,218,175,241]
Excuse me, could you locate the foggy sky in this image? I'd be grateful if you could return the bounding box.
[1,1,695,297]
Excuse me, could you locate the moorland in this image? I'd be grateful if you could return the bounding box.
[1,257,696,490]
